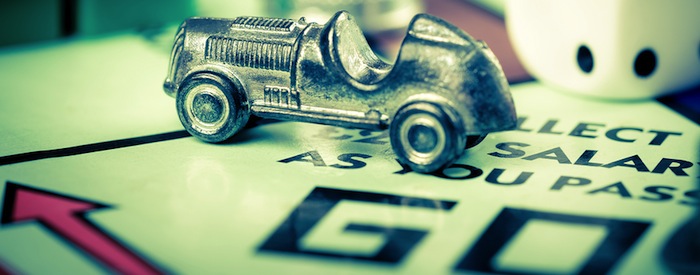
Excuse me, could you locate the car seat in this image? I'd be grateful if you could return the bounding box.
[327,11,392,86]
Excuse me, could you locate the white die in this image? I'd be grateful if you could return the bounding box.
[506,0,700,99]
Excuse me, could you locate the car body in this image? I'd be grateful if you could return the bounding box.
[164,11,516,173]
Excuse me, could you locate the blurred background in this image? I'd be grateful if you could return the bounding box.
[0,0,529,82]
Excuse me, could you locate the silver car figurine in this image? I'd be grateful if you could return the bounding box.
[163,11,516,173]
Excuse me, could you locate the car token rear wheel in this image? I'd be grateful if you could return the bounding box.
[390,102,465,173]
[176,73,249,143]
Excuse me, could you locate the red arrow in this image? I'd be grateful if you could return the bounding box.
[1,182,164,274]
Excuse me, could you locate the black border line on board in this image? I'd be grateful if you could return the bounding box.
[0,130,190,166]
[657,85,700,125]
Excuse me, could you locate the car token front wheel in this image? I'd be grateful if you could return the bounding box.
[390,102,465,173]
[176,73,249,143]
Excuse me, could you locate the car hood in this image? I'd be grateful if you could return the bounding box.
[399,14,517,134]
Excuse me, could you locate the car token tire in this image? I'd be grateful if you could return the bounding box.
[390,102,466,173]
[176,73,249,143]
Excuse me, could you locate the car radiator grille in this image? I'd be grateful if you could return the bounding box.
[205,36,292,72]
